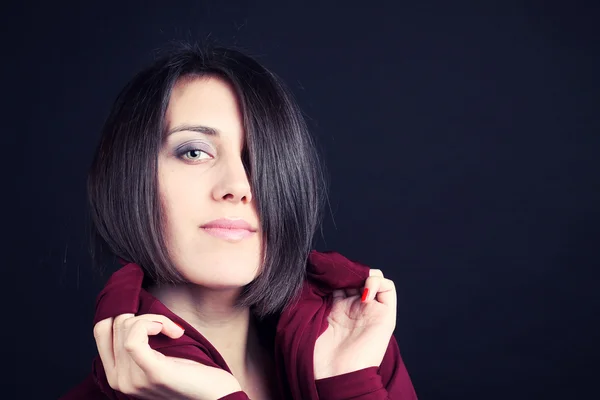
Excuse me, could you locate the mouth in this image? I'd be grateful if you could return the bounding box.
[201,227,255,242]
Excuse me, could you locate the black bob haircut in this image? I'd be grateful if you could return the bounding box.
[87,42,329,319]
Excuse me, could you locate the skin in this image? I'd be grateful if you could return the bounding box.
[94,74,399,399]
[147,75,272,394]
[313,268,397,379]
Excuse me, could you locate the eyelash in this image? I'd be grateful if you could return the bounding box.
[175,147,213,162]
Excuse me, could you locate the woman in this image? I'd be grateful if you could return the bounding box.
[61,42,417,399]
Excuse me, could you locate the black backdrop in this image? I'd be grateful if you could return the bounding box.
[2,1,598,399]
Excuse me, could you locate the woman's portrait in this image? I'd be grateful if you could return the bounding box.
[4,1,597,399]
[57,43,414,399]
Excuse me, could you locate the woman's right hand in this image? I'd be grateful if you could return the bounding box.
[93,313,243,400]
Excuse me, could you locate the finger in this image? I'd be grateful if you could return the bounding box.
[93,317,117,379]
[121,319,166,373]
[128,314,186,339]
[332,289,346,299]
[111,313,140,380]
[112,314,183,377]
[345,288,361,297]
[362,276,396,309]
[168,356,203,366]
[369,269,384,278]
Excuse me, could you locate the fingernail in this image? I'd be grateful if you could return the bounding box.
[361,288,369,302]
[174,322,185,332]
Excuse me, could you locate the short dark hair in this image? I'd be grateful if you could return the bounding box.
[87,42,329,319]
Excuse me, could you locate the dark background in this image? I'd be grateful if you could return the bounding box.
[2,1,598,399]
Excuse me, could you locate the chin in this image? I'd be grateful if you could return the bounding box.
[174,250,261,284]
[192,277,257,290]
[183,266,260,288]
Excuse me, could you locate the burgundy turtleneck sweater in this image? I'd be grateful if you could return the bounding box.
[61,250,418,399]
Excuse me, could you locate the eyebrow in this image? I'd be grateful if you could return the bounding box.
[166,124,220,137]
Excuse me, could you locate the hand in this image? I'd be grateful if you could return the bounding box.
[313,269,397,379]
[93,313,243,400]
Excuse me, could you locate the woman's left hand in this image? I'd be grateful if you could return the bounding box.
[314,269,397,380]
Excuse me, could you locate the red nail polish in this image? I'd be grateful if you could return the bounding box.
[361,288,369,302]
[174,322,185,331]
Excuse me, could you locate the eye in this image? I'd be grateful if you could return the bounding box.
[178,148,212,162]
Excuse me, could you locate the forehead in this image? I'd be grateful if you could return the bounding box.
[166,75,244,138]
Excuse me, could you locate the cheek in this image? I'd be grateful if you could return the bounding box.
[159,169,197,217]
[157,179,186,239]
[160,192,191,237]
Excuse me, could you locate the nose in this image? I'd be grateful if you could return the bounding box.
[211,155,253,204]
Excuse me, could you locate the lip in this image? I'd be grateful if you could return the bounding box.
[201,218,257,231]
[200,218,257,242]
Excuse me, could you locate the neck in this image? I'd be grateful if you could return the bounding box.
[147,282,260,379]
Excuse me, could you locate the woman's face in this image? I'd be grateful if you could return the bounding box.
[158,75,263,289]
